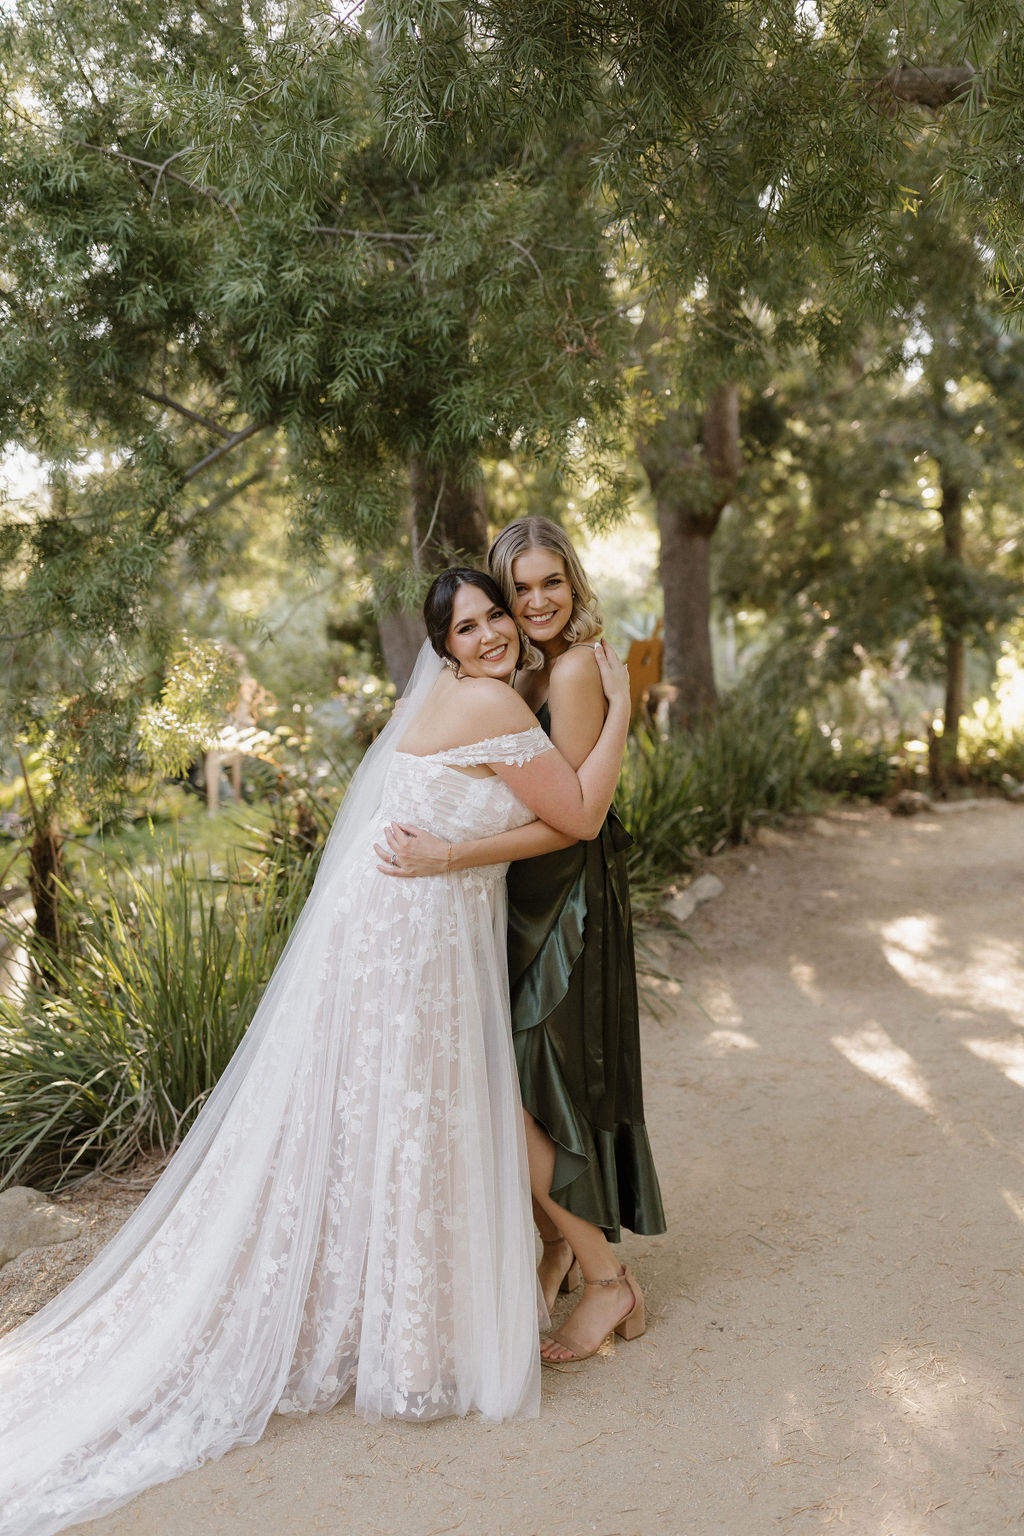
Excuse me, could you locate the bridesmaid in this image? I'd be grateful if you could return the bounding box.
[378,517,665,1363]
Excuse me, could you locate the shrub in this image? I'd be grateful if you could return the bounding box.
[618,680,826,907]
[808,736,896,799]
[959,703,1024,792]
[0,839,319,1190]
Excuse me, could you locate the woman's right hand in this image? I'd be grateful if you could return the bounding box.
[374,823,450,877]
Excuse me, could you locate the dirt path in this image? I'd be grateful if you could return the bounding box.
[9,803,1024,1535]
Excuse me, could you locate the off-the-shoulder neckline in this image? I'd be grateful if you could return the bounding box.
[394,724,548,762]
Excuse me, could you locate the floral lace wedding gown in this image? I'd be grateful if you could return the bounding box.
[0,718,552,1536]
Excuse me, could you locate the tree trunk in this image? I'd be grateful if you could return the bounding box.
[638,383,741,725]
[28,816,64,985]
[376,607,427,693]
[372,456,489,692]
[876,65,978,110]
[933,475,965,792]
[409,453,488,566]
[657,510,717,718]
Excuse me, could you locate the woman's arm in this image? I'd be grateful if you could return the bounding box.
[380,642,628,852]
[375,817,575,877]
[544,644,607,768]
[487,641,629,839]
[375,645,610,876]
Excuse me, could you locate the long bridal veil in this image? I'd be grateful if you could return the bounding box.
[0,643,452,1536]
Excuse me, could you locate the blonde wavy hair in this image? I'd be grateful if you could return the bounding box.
[486,517,604,648]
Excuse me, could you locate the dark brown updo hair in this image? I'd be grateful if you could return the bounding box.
[422,568,516,667]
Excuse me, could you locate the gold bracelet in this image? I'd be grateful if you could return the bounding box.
[445,841,453,874]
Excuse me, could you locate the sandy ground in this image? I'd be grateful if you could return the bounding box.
[4,801,1024,1536]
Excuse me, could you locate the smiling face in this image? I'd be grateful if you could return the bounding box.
[445,583,521,679]
[510,547,575,652]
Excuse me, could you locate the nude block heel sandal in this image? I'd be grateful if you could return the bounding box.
[614,1268,645,1340]
[541,1265,645,1364]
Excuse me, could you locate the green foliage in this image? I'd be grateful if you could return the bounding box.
[619,679,826,908]
[135,640,240,779]
[809,736,896,800]
[718,165,1024,717]
[375,2,1024,313]
[0,0,628,830]
[0,839,319,1190]
[959,640,1024,790]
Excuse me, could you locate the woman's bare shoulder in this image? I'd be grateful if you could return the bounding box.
[398,675,534,754]
[407,678,535,748]
[549,643,600,678]
[546,644,606,741]
[548,644,604,699]
[458,677,538,734]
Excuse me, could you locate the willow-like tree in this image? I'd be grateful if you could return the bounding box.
[0,0,624,946]
[1,1,624,614]
[376,0,1024,717]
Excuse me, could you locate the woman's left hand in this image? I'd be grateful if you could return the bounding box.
[592,638,630,715]
[374,823,449,877]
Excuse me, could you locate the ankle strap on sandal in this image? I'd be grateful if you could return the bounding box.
[583,1265,627,1288]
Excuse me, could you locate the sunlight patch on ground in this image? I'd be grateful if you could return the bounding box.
[879,917,1024,1027]
[964,1035,1024,1089]
[789,960,823,1005]
[704,1028,759,1053]
[862,1338,1018,1475]
[832,1024,934,1112]
[1000,1189,1024,1224]
[693,979,746,1031]
[881,913,941,959]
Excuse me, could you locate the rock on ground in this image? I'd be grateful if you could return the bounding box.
[664,872,724,926]
[0,1187,81,1268]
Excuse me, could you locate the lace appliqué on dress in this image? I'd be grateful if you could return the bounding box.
[429,725,552,769]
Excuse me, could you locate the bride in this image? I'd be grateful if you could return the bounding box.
[0,567,630,1536]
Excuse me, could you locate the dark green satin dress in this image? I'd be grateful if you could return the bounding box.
[506,704,666,1243]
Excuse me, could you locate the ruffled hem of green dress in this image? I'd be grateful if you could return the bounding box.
[514,1018,666,1243]
[507,799,666,1244]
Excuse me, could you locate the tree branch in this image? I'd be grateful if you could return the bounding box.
[182,421,273,483]
[508,239,543,279]
[873,65,979,109]
[0,625,50,643]
[311,224,428,243]
[413,470,446,569]
[58,29,108,117]
[136,387,234,438]
[80,143,239,221]
[267,572,347,639]
[195,467,271,518]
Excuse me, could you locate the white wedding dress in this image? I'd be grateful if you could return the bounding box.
[0,646,552,1536]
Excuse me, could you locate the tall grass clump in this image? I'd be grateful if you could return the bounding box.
[619,680,827,909]
[0,838,319,1191]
